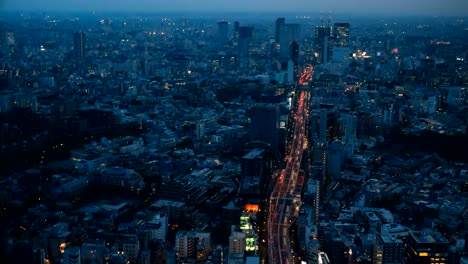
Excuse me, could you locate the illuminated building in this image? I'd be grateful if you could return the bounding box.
[73,31,86,58]
[333,23,350,47]
[175,231,211,262]
[373,234,405,264]
[405,231,450,264]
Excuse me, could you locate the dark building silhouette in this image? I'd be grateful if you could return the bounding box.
[275,17,285,44]
[0,22,7,49]
[238,26,254,59]
[314,26,331,64]
[217,21,229,43]
[249,103,280,158]
[73,31,86,58]
[240,148,267,197]
[233,21,240,46]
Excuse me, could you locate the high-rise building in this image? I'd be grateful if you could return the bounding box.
[81,239,105,264]
[238,26,254,59]
[233,21,240,46]
[405,231,450,264]
[303,179,320,223]
[333,22,350,47]
[176,231,195,260]
[217,21,229,43]
[373,234,405,264]
[326,141,343,181]
[279,23,301,60]
[229,225,246,254]
[319,108,328,143]
[73,31,86,58]
[64,246,81,264]
[146,211,168,242]
[314,26,331,64]
[289,41,299,66]
[249,103,280,158]
[0,22,7,49]
[275,17,285,44]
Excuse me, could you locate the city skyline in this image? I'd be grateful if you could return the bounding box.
[2,0,468,16]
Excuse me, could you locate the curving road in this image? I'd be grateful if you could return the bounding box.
[267,65,313,264]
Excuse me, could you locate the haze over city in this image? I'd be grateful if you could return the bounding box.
[2,0,468,16]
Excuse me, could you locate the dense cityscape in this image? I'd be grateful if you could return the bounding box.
[0,7,467,264]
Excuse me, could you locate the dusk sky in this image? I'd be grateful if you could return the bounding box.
[2,0,468,16]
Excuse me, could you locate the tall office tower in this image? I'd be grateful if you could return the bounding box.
[279,23,301,60]
[319,108,328,143]
[238,26,254,59]
[249,103,280,158]
[289,41,299,66]
[0,22,7,49]
[64,246,81,264]
[333,22,350,47]
[275,17,285,44]
[73,31,86,58]
[217,21,229,43]
[240,148,267,197]
[326,141,343,181]
[343,113,357,159]
[303,179,320,223]
[314,26,331,64]
[405,231,450,264]
[233,21,240,46]
[373,234,405,264]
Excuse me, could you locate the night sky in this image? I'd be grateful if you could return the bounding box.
[2,0,468,16]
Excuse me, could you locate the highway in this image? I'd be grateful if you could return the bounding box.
[267,65,313,264]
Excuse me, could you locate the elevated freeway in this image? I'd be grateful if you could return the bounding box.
[267,65,313,264]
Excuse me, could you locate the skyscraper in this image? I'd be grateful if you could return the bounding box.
[73,31,86,58]
[314,26,331,64]
[249,103,280,158]
[217,21,229,43]
[64,246,81,264]
[279,23,301,60]
[333,22,350,47]
[233,21,240,46]
[238,26,254,59]
[275,17,285,44]
[0,22,7,49]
